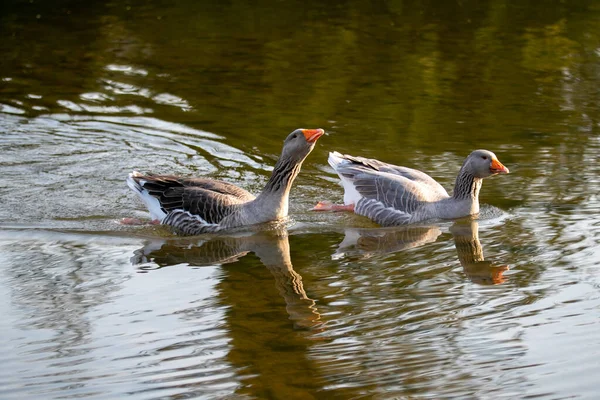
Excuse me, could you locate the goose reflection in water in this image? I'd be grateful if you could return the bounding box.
[333,220,509,285]
[450,220,509,285]
[130,229,322,330]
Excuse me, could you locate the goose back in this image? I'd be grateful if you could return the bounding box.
[129,173,255,224]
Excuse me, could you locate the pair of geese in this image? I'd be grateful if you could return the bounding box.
[127,128,509,235]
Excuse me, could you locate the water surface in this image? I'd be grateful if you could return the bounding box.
[1,0,600,398]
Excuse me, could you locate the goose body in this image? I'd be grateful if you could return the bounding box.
[320,150,509,226]
[127,128,324,235]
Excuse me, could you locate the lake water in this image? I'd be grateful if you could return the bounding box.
[1,0,599,398]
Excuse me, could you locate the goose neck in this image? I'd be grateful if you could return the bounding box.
[452,168,482,201]
[255,156,304,217]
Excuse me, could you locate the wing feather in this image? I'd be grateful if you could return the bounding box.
[332,153,449,200]
[130,174,255,225]
[330,153,450,217]
[354,198,413,226]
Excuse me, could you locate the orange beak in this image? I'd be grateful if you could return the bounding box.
[490,158,509,174]
[302,128,324,143]
[491,265,510,285]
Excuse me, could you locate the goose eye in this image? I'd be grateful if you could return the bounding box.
[481,156,488,160]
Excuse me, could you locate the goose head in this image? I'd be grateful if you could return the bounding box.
[463,149,509,178]
[279,128,324,163]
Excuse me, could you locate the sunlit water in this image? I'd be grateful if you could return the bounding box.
[1,1,600,399]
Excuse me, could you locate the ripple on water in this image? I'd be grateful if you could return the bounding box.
[0,110,265,232]
[0,61,275,233]
[0,231,239,399]
[1,40,600,398]
[0,103,26,114]
[298,198,600,398]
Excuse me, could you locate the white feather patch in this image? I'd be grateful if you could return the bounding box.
[328,152,363,205]
[126,172,167,221]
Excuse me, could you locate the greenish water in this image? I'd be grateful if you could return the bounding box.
[1,0,599,398]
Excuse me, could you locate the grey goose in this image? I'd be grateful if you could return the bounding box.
[314,149,509,226]
[127,128,324,235]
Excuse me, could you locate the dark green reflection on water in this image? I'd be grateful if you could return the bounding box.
[2,0,599,155]
[1,0,600,398]
[2,0,598,216]
[132,230,335,398]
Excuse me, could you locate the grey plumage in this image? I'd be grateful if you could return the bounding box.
[127,128,324,235]
[328,149,509,226]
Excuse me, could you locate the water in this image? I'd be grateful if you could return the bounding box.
[1,0,600,398]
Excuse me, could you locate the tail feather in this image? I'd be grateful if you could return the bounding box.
[327,151,347,170]
[126,171,143,192]
[126,171,167,221]
[328,152,363,206]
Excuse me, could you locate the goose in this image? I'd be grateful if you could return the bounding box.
[126,128,324,235]
[313,149,509,226]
